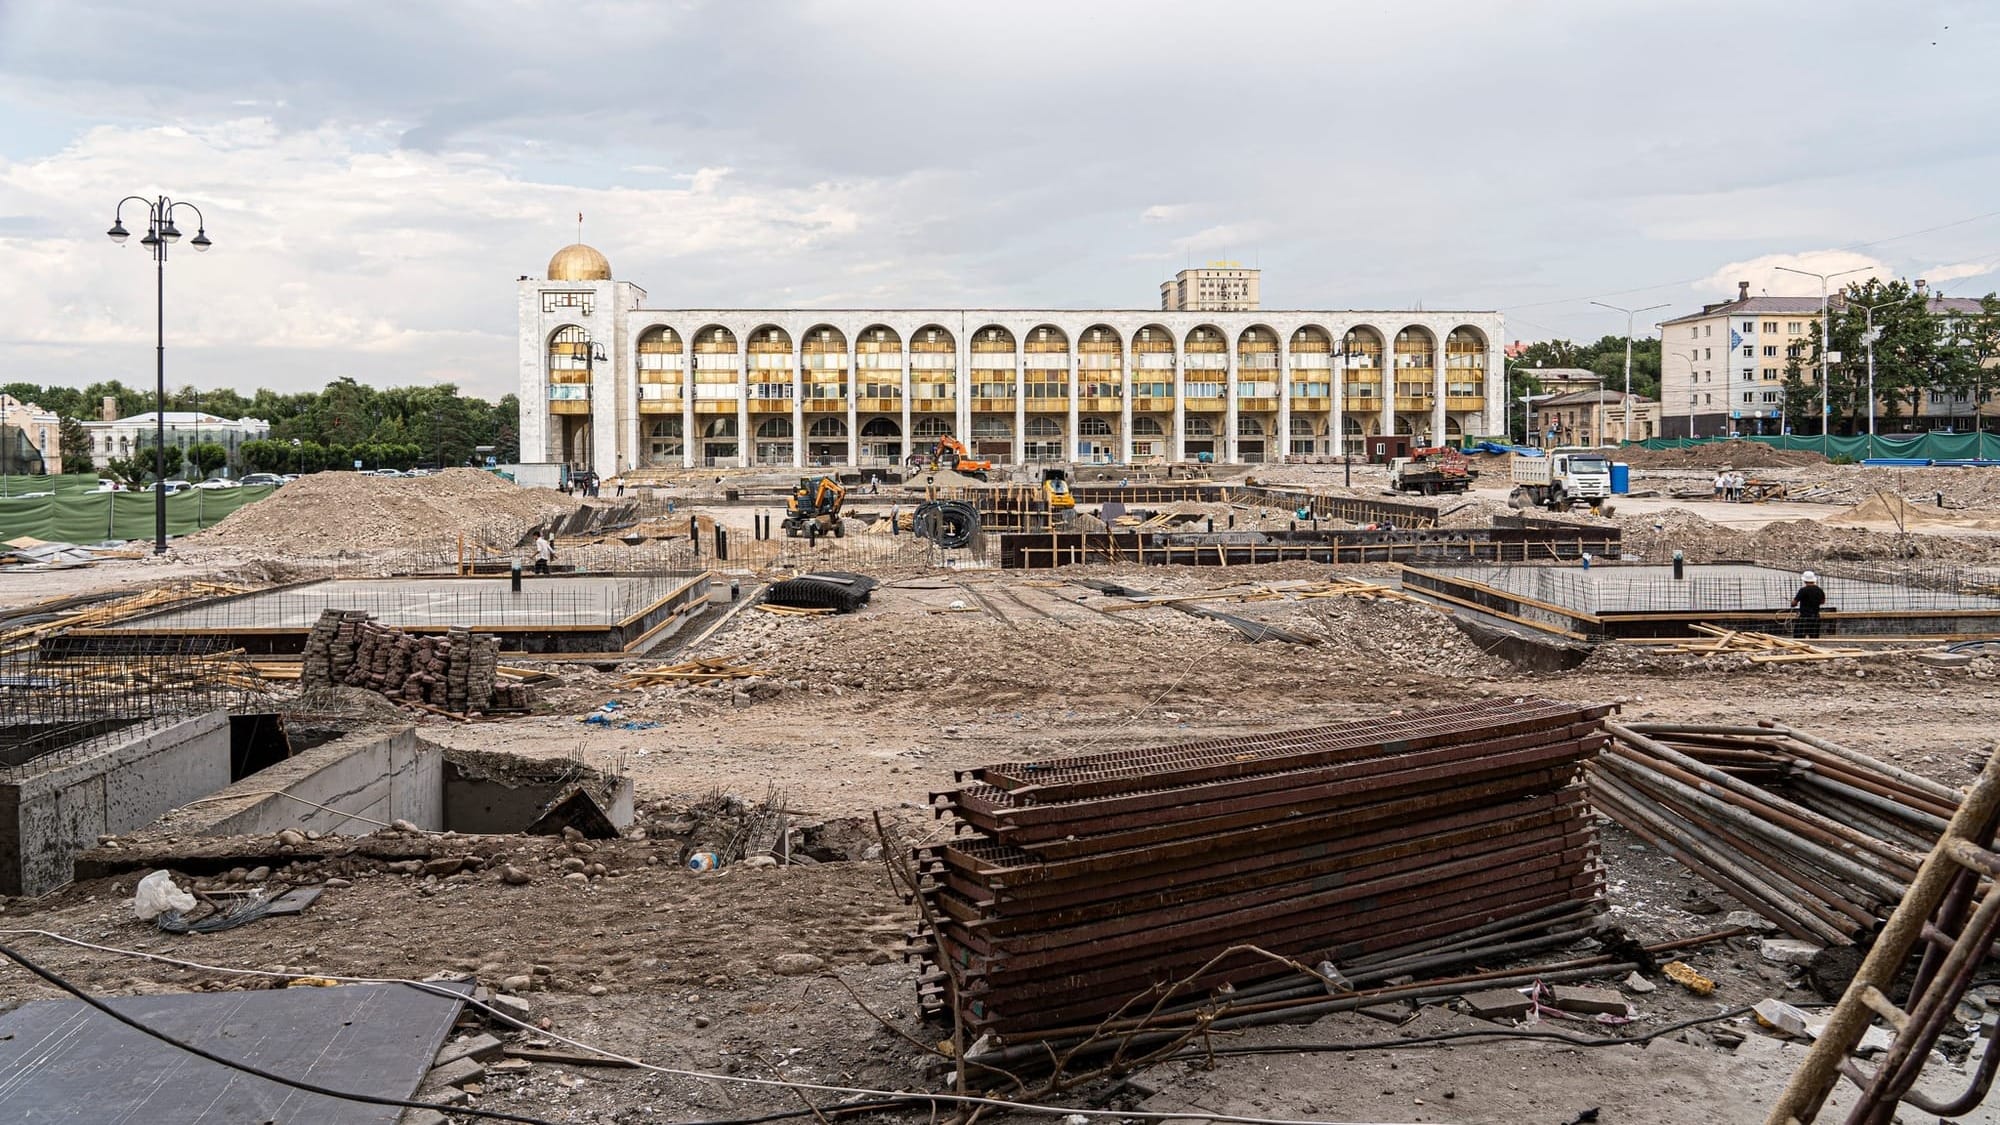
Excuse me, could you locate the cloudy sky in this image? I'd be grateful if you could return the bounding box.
[2,0,1996,401]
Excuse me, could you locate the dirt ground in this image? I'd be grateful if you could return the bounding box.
[5,463,2000,1124]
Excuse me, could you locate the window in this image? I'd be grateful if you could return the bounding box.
[542,291,595,316]
[1742,321,1755,333]
[1763,322,1778,333]
[1690,328,1699,339]
[1763,346,1777,357]
[1763,391,1778,403]
[1704,394,1712,405]
[1079,417,1113,436]
[1704,348,1712,360]
[1742,346,1754,358]
[1743,392,1753,403]
[1787,344,1801,358]
[1787,321,1803,334]
[1763,368,1778,380]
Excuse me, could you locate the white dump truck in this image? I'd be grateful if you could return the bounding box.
[1509,448,1614,512]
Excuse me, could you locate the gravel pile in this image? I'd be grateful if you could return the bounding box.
[190,470,583,552]
[1618,442,1829,470]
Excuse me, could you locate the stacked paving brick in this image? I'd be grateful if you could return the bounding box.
[300,609,531,713]
[911,698,1612,1037]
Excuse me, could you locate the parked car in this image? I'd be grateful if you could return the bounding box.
[194,478,242,490]
[281,474,300,483]
[160,479,192,494]
[239,473,284,487]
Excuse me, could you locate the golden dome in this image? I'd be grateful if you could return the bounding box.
[547,243,611,282]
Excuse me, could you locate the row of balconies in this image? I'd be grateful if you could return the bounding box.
[614,384,1483,410]
[632,353,1483,376]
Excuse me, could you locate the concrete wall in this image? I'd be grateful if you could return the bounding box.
[0,712,231,896]
[186,725,443,838]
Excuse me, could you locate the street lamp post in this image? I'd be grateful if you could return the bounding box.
[1852,299,1899,450]
[1774,265,1873,455]
[1589,301,1667,445]
[106,195,212,554]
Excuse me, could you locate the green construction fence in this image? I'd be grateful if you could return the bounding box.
[0,481,276,544]
[1626,432,2000,462]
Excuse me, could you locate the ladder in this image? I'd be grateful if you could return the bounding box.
[1766,743,2000,1123]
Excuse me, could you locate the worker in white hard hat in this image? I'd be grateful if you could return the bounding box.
[1791,570,1826,639]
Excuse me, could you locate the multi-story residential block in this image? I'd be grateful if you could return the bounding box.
[1659,282,1821,438]
[1160,263,1261,312]
[518,244,1506,477]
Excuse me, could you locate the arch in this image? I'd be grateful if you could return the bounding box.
[857,324,902,352]
[1132,416,1166,436]
[971,325,1016,352]
[1394,325,1437,370]
[1237,417,1264,436]
[1445,417,1464,436]
[913,416,953,439]
[1342,326,1385,369]
[911,324,956,352]
[704,417,738,439]
[747,324,792,353]
[1185,416,1216,437]
[1025,324,1069,353]
[1079,324,1122,355]
[1342,416,1364,435]
[808,416,847,438]
[861,417,902,437]
[802,323,848,355]
[1446,326,1489,388]
[1184,325,1227,353]
[1079,416,1113,437]
[695,324,739,353]
[648,418,684,439]
[755,417,794,439]
[548,324,593,373]
[1131,324,1175,355]
[1395,414,1420,435]
[971,417,1013,438]
[636,325,683,354]
[1025,416,1063,437]
[1236,324,1280,351]
[1290,325,1332,353]
[1289,417,1320,436]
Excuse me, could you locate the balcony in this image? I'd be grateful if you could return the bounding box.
[549,383,590,415]
[803,398,846,413]
[694,353,739,371]
[1290,353,1333,369]
[1289,396,1331,412]
[693,400,736,415]
[1078,395,1119,411]
[1395,396,1434,413]
[911,353,955,371]
[1184,354,1226,371]
[1239,353,1279,370]
[856,397,900,413]
[1447,396,1486,410]
[1130,396,1170,412]
[1236,397,1277,412]
[1182,394,1225,409]
[1134,353,1175,371]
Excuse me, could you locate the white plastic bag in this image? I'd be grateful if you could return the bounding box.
[132,870,195,921]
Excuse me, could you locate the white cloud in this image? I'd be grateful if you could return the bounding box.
[1917,261,1996,287]
[1695,250,1892,301]
[1140,204,1189,224]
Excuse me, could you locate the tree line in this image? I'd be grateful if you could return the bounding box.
[0,377,520,479]
[1784,283,2000,434]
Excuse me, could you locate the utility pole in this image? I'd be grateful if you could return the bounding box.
[1590,301,1666,445]
[1776,265,1873,455]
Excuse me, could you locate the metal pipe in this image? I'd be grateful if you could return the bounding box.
[1790,771,1952,836]
[1757,721,1964,806]
[1607,724,1923,876]
[1599,750,1913,900]
[1590,769,1854,945]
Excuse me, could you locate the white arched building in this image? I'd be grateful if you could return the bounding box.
[519,244,1506,478]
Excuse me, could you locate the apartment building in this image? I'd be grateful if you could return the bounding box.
[1659,282,1822,438]
[1160,263,1261,312]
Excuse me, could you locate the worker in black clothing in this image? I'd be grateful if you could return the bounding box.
[1791,570,1826,639]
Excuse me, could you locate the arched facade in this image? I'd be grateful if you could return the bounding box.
[519,268,1503,474]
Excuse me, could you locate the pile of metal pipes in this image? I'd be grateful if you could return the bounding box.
[909,698,1613,1040]
[1587,720,1957,947]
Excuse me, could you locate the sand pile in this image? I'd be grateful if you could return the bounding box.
[1618,441,1828,470]
[1833,493,1961,526]
[191,469,582,552]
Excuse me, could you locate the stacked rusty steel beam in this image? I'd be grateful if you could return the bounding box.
[909,698,1613,1038]
[1588,720,1956,948]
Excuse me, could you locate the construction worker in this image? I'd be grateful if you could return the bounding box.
[1791,570,1826,639]
[533,530,554,576]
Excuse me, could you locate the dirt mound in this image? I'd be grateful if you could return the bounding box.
[190,469,582,552]
[1836,492,1963,525]
[1619,441,1828,470]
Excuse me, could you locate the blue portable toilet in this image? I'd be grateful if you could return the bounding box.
[1610,462,1631,495]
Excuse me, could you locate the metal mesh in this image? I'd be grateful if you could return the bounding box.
[0,637,253,775]
[1427,562,2000,614]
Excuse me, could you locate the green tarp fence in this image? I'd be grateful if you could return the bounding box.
[0,481,276,544]
[1628,432,2000,462]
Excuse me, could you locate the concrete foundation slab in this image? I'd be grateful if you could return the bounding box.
[0,712,230,895]
[71,572,711,655]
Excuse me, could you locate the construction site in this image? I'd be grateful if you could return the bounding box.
[5,449,2000,1125]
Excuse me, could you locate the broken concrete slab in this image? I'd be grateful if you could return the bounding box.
[433,1032,504,1068]
[1461,988,1533,1022]
[1759,938,1823,966]
[1914,651,1974,669]
[427,1056,486,1088]
[1623,972,1657,994]
[1549,985,1630,1017]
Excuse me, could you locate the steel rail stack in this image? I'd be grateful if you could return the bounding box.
[908,698,1615,1039]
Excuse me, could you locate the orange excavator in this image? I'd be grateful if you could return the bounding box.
[921,435,993,481]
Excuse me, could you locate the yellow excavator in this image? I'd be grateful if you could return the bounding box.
[782,475,847,538]
[1041,467,1075,516]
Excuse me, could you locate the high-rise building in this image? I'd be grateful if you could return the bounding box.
[1161,263,1260,312]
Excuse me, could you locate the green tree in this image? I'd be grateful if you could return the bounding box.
[58,416,91,473]
[189,442,230,478]
[103,455,151,487]
[1780,350,1815,432]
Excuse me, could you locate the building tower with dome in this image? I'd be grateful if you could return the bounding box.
[518,243,1505,478]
